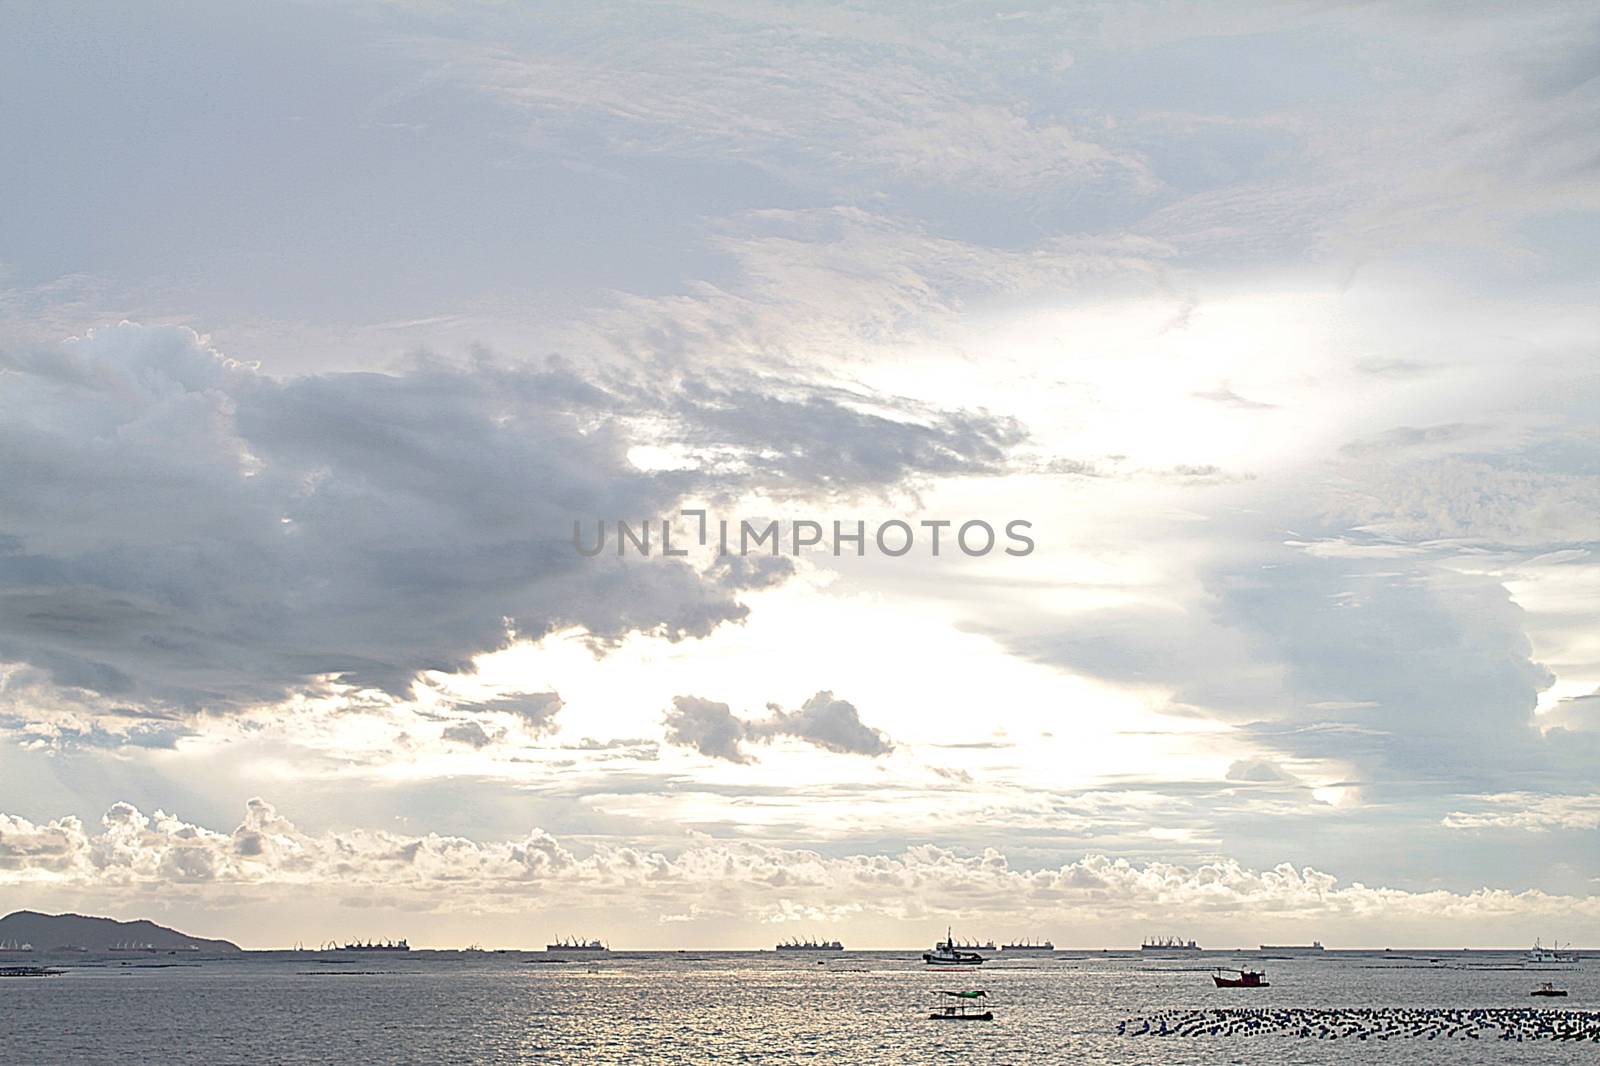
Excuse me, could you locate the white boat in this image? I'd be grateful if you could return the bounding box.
[923,928,985,966]
[1527,938,1578,964]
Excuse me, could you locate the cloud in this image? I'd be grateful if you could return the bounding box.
[432,9,1153,198]
[1328,447,1600,546]
[1,0,1596,926]
[1540,688,1600,733]
[0,323,1021,720]
[1442,793,1600,833]
[1339,422,1491,458]
[2,799,1596,938]
[667,377,1023,492]
[441,721,497,749]
[457,692,564,735]
[0,813,85,873]
[1191,386,1277,410]
[1128,8,1600,262]
[664,691,893,762]
[748,691,893,757]
[1225,759,1297,784]
[663,696,752,764]
[983,487,1598,799]
[583,207,1176,373]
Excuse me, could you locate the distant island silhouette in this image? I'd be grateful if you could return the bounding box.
[0,910,240,953]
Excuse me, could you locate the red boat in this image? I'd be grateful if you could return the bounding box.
[1213,967,1269,988]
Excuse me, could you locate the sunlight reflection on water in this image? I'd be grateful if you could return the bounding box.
[1,951,1594,1063]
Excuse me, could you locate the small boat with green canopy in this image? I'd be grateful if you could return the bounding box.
[929,989,993,1021]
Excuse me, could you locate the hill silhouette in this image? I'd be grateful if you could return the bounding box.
[0,910,240,952]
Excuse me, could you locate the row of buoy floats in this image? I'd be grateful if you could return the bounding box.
[1118,1007,1600,1041]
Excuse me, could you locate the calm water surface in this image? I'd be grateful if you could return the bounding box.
[2,950,1595,1063]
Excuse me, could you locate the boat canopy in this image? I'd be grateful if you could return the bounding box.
[938,989,987,998]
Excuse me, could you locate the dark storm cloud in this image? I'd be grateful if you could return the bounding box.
[0,324,1022,715]
[664,691,893,762]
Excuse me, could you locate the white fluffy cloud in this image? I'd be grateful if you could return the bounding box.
[2,799,1595,939]
[1443,793,1600,833]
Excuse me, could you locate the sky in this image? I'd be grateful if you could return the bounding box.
[0,1,1597,950]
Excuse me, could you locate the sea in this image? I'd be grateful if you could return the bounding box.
[1,949,1595,1063]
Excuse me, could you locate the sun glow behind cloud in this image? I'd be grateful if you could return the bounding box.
[0,0,1597,945]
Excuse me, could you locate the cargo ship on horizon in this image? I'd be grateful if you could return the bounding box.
[337,939,410,952]
[775,937,843,951]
